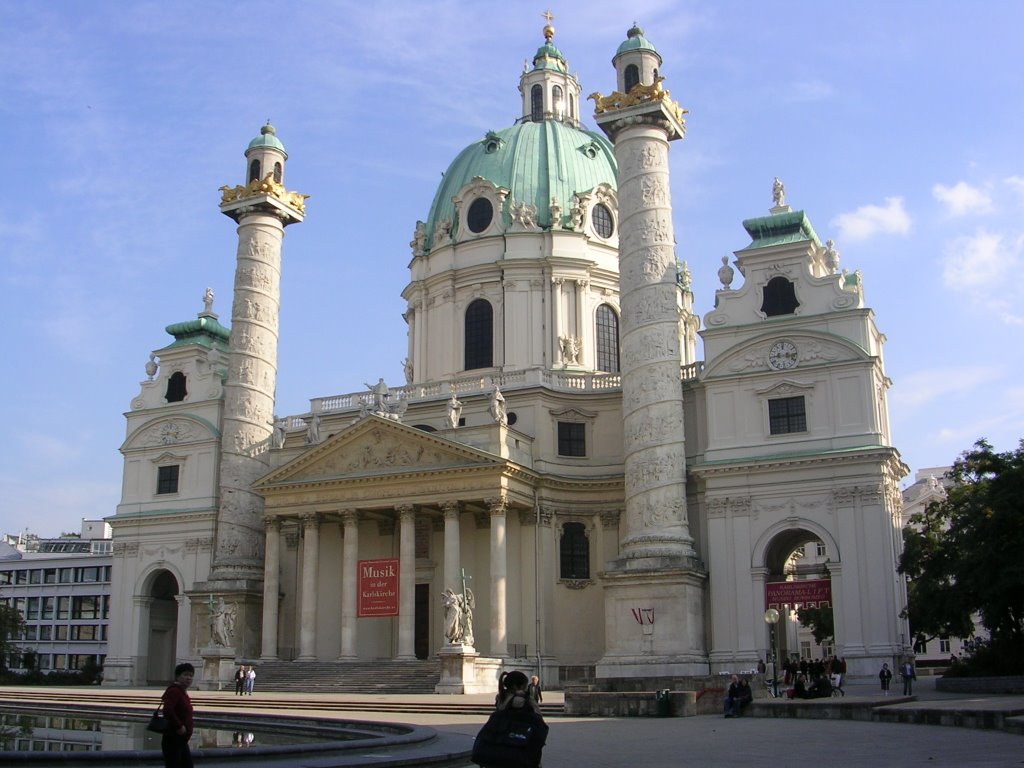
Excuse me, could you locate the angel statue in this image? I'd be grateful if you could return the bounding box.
[460,587,476,646]
[442,588,463,644]
[211,598,237,647]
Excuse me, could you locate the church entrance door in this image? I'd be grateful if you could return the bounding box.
[414,583,430,659]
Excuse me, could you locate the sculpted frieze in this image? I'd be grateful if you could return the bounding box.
[629,492,685,528]
[621,326,679,368]
[628,291,677,328]
[625,452,684,494]
[237,264,273,292]
[137,420,204,447]
[624,410,684,451]
[623,364,679,408]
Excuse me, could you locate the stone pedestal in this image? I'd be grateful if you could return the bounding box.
[200,646,237,691]
[434,645,503,694]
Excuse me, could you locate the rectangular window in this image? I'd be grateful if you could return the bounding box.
[557,422,586,457]
[26,597,40,620]
[29,569,42,584]
[157,465,180,494]
[42,597,55,620]
[44,568,57,584]
[815,542,826,557]
[0,571,10,585]
[39,625,53,641]
[59,568,73,584]
[914,638,927,654]
[800,641,812,659]
[15,570,28,585]
[939,636,951,653]
[57,596,70,619]
[71,625,98,641]
[72,596,99,620]
[56,625,69,641]
[53,654,66,670]
[78,567,100,583]
[768,396,807,435]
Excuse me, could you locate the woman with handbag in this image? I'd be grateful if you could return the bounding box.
[161,662,195,768]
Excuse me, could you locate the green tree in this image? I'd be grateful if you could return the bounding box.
[796,606,834,646]
[0,603,25,671]
[899,439,1024,651]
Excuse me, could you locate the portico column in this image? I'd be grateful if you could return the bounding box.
[440,501,461,591]
[297,512,320,660]
[397,505,416,660]
[260,517,281,660]
[339,510,360,659]
[575,278,587,357]
[488,496,508,657]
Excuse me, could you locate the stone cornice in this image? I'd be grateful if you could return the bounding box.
[690,445,904,477]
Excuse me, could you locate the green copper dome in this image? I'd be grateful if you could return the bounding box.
[246,122,287,158]
[615,24,660,57]
[424,120,617,250]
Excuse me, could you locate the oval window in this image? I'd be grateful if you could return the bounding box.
[467,197,494,233]
[592,203,614,239]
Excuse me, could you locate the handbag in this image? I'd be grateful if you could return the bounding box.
[146,703,168,733]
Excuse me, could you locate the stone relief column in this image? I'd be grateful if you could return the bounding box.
[575,279,588,362]
[260,518,281,660]
[488,497,508,658]
[397,505,416,660]
[297,513,320,660]
[603,124,695,563]
[441,501,462,591]
[339,510,360,659]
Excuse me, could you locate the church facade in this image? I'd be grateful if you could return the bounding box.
[104,22,909,688]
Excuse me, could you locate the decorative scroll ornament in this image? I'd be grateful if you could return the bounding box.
[219,172,309,214]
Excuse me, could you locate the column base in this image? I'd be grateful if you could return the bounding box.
[200,646,238,691]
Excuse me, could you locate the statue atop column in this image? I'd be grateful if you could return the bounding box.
[489,384,508,426]
[772,176,786,208]
[446,390,463,429]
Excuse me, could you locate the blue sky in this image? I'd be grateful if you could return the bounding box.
[3,1,1022,536]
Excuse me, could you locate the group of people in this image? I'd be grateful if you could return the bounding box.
[781,655,846,699]
[234,664,256,696]
[723,674,753,716]
[879,659,916,695]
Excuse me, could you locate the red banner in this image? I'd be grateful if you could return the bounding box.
[765,578,832,610]
[357,558,399,617]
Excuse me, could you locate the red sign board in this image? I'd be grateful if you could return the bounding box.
[765,578,832,610]
[357,558,399,617]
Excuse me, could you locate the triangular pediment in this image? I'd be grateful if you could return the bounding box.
[255,415,505,490]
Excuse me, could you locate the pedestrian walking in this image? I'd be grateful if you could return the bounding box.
[879,662,892,695]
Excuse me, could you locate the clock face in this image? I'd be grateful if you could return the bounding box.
[768,340,798,370]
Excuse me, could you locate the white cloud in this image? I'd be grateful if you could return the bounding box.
[941,230,1010,289]
[1005,176,1024,207]
[932,181,993,216]
[890,366,1003,410]
[830,197,911,241]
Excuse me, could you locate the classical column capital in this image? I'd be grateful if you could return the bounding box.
[395,504,416,522]
[341,508,360,527]
[486,496,508,516]
[264,516,282,532]
[440,500,461,519]
[299,512,320,529]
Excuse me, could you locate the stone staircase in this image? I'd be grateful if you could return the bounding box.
[252,659,441,694]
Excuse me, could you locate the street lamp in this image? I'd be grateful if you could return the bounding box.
[764,608,780,697]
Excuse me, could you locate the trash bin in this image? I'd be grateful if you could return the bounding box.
[654,689,671,717]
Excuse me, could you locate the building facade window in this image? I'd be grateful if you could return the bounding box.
[464,299,494,370]
[557,421,586,457]
[595,304,620,372]
[248,159,261,182]
[624,64,640,92]
[273,161,282,183]
[467,197,493,233]
[768,396,807,435]
[157,465,180,495]
[939,636,951,653]
[559,522,590,579]
[531,84,543,122]
[761,276,800,316]
[552,85,563,117]
[592,202,614,238]
[165,371,187,402]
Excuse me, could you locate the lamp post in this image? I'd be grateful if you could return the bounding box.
[764,608,780,697]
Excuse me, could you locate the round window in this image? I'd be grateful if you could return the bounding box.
[467,197,494,233]
[592,203,614,239]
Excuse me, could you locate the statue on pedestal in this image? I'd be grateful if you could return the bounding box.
[210,597,237,648]
[441,587,476,646]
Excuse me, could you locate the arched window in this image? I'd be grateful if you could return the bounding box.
[272,162,282,183]
[761,276,800,316]
[560,522,590,579]
[464,299,493,370]
[531,84,543,122]
[569,95,575,119]
[248,159,261,182]
[596,304,620,373]
[165,371,187,403]
[624,64,640,93]
[552,85,563,117]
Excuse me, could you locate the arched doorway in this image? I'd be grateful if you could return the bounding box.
[145,570,180,684]
[762,529,835,668]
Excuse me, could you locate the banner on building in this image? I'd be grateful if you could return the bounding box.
[765,578,832,610]
[357,558,399,617]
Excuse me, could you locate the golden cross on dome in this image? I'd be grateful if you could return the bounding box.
[542,10,554,23]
